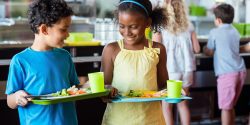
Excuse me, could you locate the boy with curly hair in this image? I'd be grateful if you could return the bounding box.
[5,0,80,125]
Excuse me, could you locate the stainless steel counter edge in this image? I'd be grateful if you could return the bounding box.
[0,42,33,48]
[195,53,250,59]
[0,42,98,48]
[197,36,250,43]
[2,53,250,66]
[0,56,102,66]
[1,18,92,25]
[1,36,250,48]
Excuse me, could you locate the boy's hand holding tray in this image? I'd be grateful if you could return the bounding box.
[27,72,109,105]
[26,85,109,105]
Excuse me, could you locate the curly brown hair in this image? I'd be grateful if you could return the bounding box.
[28,0,73,34]
[164,0,189,34]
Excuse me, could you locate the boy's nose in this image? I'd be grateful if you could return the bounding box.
[66,32,70,38]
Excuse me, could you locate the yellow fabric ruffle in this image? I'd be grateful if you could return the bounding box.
[102,40,165,125]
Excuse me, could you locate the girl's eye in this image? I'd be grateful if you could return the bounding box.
[119,25,125,29]
[130,25,137,29]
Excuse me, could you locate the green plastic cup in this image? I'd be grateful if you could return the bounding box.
[88,72,105,93]
[167,80,182,98]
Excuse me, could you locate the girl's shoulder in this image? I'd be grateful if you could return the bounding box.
[104,41,120,51]
[103,41,121,57]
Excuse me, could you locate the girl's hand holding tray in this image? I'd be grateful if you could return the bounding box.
[112,89,192,103]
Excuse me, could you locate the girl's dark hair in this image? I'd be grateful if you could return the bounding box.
[28,0,74,33]
[114,0,168,32]
[213,3,234,24]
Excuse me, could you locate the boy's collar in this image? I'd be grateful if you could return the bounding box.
[218,23,231,28]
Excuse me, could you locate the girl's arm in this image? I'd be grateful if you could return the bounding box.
[101,43,116,85]
[101,43,120,99]
[155,42,168,90]
[152,32,162,43]
[191,31,200,53]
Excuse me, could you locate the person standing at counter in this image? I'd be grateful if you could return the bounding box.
[153,0,200,124]
[203,3,246,125]
[101,0,169,124]
[5,0,80,125]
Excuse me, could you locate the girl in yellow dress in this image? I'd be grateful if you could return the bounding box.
[101,0,169,125]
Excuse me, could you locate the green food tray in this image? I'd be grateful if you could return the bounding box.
[112,96,192,103]
[31,90,109,105]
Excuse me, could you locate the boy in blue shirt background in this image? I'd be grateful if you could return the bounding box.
[5,0,80,125]
[203,3,246,125]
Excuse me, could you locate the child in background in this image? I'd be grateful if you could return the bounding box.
[101,0,169,124]
[153,0,200,124]
[203,3,246,125]
[5,0,80,125]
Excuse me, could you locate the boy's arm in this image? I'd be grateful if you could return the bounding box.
[203,46,214,56]
[155,42,168,90]
[203,30,215,56]
[6,58,29,109]
[7,93,18,109]
[152,32,162,43]
[7,90,29,109]
[240,42,250,53]
[191,31,200,53]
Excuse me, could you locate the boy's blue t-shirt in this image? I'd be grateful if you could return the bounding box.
[5,47,80,125]
[207,24,246,76]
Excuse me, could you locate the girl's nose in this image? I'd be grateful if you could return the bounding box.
[124,28,132,36]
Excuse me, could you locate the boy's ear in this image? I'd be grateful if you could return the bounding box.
[39,24,48,35]
[216,18,223,24]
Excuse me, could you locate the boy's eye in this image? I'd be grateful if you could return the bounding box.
[60,29,67,32]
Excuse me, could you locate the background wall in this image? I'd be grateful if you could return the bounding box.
[96,0,118,18]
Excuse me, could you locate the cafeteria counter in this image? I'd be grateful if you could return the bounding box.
[0,43,249,124]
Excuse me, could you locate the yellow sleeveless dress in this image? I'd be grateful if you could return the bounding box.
[102,40,165,125]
